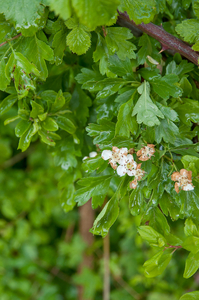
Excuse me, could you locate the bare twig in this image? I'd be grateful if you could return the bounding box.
[117,12,199,66]
[0,33,22,48]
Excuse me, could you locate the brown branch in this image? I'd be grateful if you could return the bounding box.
[117,12,199,66]
[0,33,22,48]
[103,232,110,300]
[78,199,94,300]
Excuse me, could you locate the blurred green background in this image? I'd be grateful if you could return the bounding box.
[0,96,199,300]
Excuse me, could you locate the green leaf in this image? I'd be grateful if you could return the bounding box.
[76,68,104,87]
[0,15,13,44]
[82,156,107,174]
[143,249,173,278]
[18,123,38,151]
[119,0,156,24]
[137,34,161,65]
[84,78,128,99]
[171,143,199,157]
[90,195,119,237]
[0,0,47,36]
[71,0,119,29]
[166,60,194,78]
[151,74,182,100]
[180,291,199,300]
[51,90,67,112]
[0,94,17,115]
[184,218,199,237]
[5,52,40,99]
[108,55,134,77]
[93,33,110,76]
[86,119,115,145]
[105,27,136,60]
[56,116,76,134]
[182,236,199,254]
[52,26,67,65]
[132,81,164,126]
[180,77,192,97]
[129,186,145,216]
[38,130,56,146]
[42,117,59,131]
[66,26,91,55]
[156,102,179,121]
[41,90,57,103]
[181,156,199,176]
[155,118,179,144]
[0,58,9,91]
[16,35,54,80]
[15,120,31,137]
[184,252,199,278]
[4,115,20,125]
[182,0,192,9]
[138,225,166,247]
[176,19,199,43]
[60,184,76,213]
[71,85,92,126]
[48,0,72,20]
[175,99,199,126]
[115,96,138,137]
[75,175,113,208]
[30,101,44,118]
[38,112,47,121]
[142,207,170,237]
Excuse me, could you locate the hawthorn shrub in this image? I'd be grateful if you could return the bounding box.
[1,0,199,299]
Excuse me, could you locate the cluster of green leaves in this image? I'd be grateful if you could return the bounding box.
[1,0,199,298]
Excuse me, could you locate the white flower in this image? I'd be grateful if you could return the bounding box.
[101,150,112,160]
[116,154,137,177]
[101,147,129,170]
[171,169,194,193]
[137,144,155,161]
[130,164,145,189]
[117,165,127,177]
[89,151,97,158]
[83,151,98,161]
[183,184,194,191]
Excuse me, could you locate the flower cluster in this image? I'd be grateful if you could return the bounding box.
[171,169,194,193]
[101,146,195,193]
[101,146,148,189]
[137,144,155,161]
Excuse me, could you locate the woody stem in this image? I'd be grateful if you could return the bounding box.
[117,12,199,66]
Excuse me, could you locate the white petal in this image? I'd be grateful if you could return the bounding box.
[89,151,97,158]
[82,156,88,161]
[120,147,128,155]
[183,184,194,191]
[117,165,127,177]
[127,169,136,176]
[101,150,112,160]
[119,156,128,166]
[132,161,137,169]
[126,154,133,162]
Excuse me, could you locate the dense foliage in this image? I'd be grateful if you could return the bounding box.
[1,0,199,298]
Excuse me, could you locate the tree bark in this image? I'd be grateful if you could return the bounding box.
[78,199,95,300]
[117,11,199,66]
